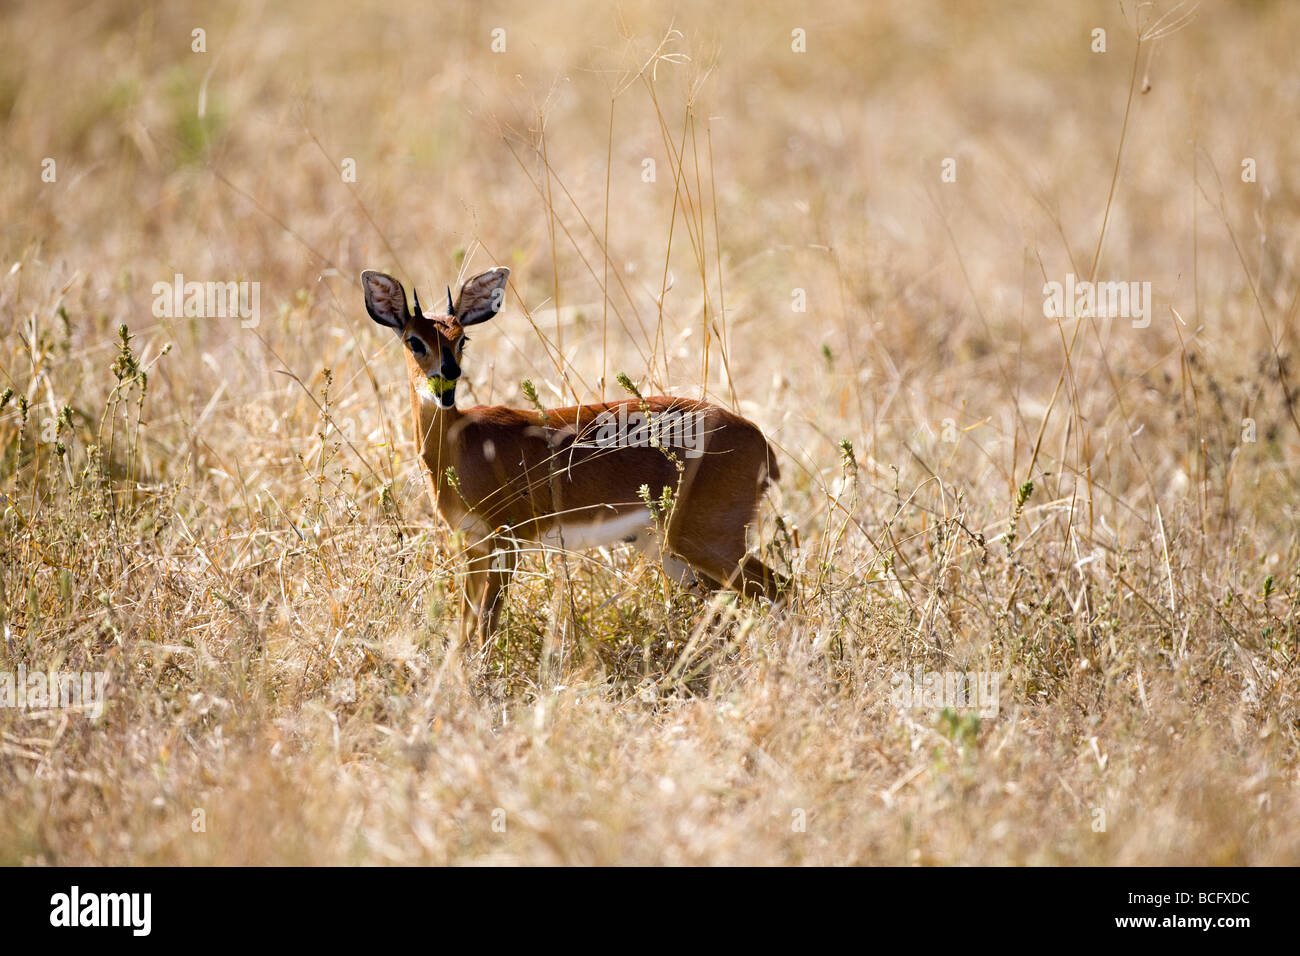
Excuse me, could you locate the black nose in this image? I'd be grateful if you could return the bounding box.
[440,346,460,380]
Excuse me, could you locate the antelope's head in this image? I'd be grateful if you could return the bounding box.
[361,267,510,409]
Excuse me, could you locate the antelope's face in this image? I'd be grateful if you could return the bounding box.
[361,267,510,409]
[403,310,469,406]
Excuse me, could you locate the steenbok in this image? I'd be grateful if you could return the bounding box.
[362,267,786,645]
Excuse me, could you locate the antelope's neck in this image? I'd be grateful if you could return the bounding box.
[406,359,463,507]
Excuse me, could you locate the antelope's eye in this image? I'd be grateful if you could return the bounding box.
[456,336,469,352]
[406,337,427,356]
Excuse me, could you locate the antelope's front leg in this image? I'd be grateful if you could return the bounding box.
[461,533,518,647]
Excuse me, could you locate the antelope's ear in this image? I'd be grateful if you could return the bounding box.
[454,267,509,326]
[361,270,410,330]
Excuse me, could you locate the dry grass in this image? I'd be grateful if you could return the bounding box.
[1,0,1298,865]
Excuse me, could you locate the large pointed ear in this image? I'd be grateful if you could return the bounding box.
[453,267,509,326]
[361,270,410,330]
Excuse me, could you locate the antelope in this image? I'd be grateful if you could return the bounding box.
[361,266,786,644]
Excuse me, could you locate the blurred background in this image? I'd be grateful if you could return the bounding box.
[3,0,1297,527]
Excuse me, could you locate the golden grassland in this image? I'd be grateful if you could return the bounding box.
[1,0,1298,863]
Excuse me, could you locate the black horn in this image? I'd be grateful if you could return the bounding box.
[446,285,455,317]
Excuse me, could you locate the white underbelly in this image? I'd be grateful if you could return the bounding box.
[538,508,654,551]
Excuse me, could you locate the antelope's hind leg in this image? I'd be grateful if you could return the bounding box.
[631,533,722,593]
[670,532,788,604]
